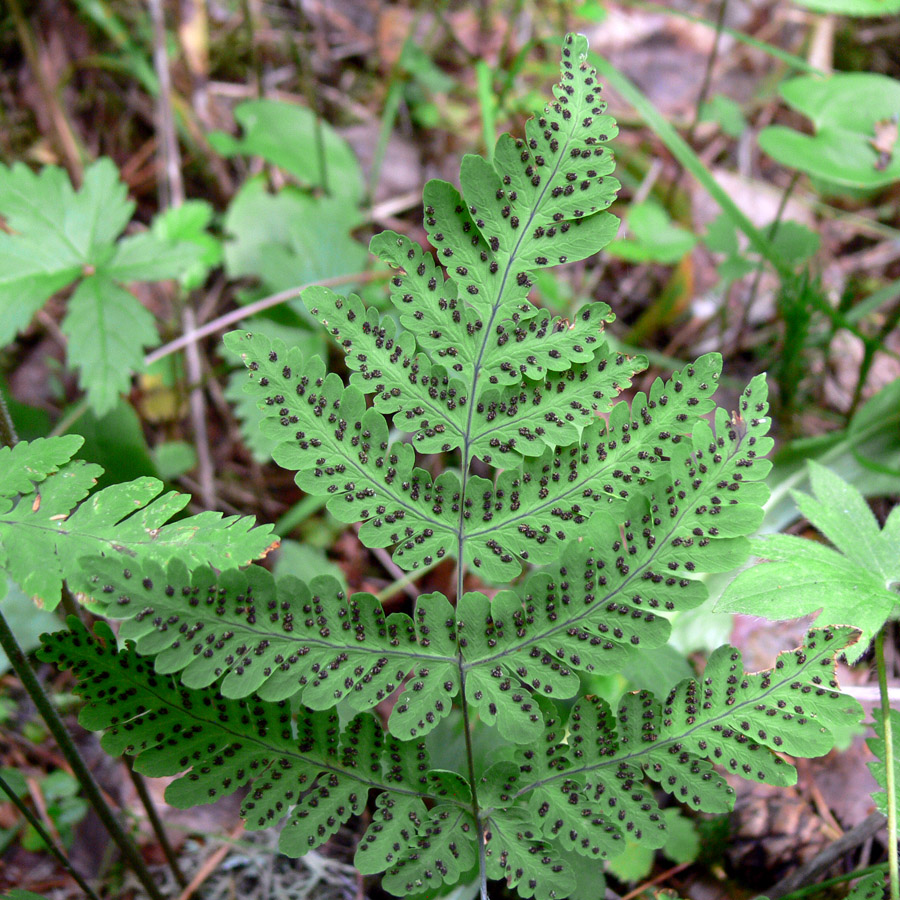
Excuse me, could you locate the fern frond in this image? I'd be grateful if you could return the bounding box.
[38,620,452,857]
[304,286,643,459]
[0,435,275,608]
[81,378,773,745]
[503,626,862,860]
[42,621,861,898]
[370,231,617,385]
[224,329,460,570]
[78,558,462,737]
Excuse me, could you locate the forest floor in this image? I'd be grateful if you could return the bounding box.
[1,1,899,898]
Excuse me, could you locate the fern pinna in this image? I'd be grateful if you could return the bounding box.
[40,34,863,900]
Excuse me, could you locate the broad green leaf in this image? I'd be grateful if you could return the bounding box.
[0,434,83,497]
[0,159,131,261]
[0,235,80,345]
[699,94,747,138]
[105,230,205,283]
[0,579,61,675]
[223,177,366,293]
[759,74,900,188]
[790,0,900,13]
[209,99,364,203]
[62,275,159,415]
[606,201,697,264]
[718,462,900,661]
[151,200,223,290]
[0,158,205,413]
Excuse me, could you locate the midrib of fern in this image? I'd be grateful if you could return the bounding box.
[451,69,593,895]
[497,634,841,810]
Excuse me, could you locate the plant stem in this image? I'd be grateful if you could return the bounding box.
[0,389,18,448]
[665,0,728,205]
[0,772,104,900]
[876,626,900,900]
[0,611,166,900]
[125,756,188,887]
[143,270,387,367]
[456,527,488,900]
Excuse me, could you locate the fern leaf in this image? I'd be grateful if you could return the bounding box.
[306,284,643,459]
[483,806,576,900]
[0,436,275,608]
[223,329,460,568]
[445,359,752,583]
[369,232,616,385]
[867,706,900,818]
[503,627,862,859]
[38,620,449,857]
[845,873,888,900]
[79,557,460,735]
[381,805,479,896]
[227,322,727,581]
[81,373,773,745]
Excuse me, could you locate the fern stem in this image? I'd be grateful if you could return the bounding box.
[0,388,18,448]
[0,771,103,900]
[456,526,489,900]
[59,582,187,886]
[125,755,189,887]
[876,627,900,900]
[0,611,167,900]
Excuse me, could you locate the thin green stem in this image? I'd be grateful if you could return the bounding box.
[375,559,439,602]
[589,51,792,279]
[456,466,488,899]
[0,772,103,900]
[770,863,888,900]
[876,626,900,900]
[0,611,166,900]
[0,389,18,448]
[736,170,801,350]
[125,756,188,887]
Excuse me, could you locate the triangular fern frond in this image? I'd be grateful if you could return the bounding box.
[0,435,275,609]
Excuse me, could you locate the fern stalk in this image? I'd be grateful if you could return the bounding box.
[0,387,170,897]
[0,388,17,449]
[876,627,900,900]
[0,771,103,900]
[0,611,166,900]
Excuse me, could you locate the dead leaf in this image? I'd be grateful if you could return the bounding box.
[870,115,898,171]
